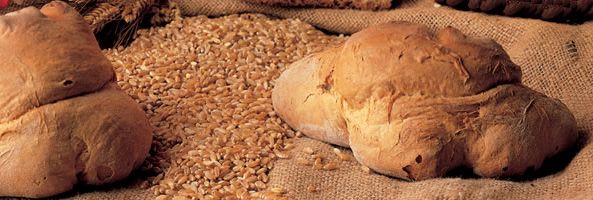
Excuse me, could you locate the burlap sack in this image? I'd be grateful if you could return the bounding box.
[2,0,592,199]
[176,0,593,199]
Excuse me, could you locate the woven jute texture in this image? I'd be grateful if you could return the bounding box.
[2,0,592,199]
[177,0,593,199]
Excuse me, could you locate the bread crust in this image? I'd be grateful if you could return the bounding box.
[272,21,578,180]
[0,1,152,198]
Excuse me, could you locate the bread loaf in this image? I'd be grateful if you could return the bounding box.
[272,22,578,180]
[0,1,152,198]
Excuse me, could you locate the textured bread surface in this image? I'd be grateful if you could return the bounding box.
[272,22,578,180]
[0,1,152,198]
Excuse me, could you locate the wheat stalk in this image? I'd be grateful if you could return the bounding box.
[150,1,181,25]
[83,2,120,31]
[121,0,154,23]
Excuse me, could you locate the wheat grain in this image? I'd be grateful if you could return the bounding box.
[150,1,181,25]
[322,162,338,171]
[121,0,153,23]
[103,14,346,198]
[83,2,119,30]
[333,148,352,161]
[313,157,324,170]
[303,147,315,154]
[361,166,372,174]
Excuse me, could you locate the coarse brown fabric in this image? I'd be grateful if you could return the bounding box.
[177,0,593,199]
[2,0,592,199]
[240,0,393,10]
[1,187,155,200]
[0,175,155,200]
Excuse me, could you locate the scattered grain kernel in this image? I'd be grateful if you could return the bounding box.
[323,162,338,171]
[361,166,372,174]
[311,154,324,160]
[156,195,169,200]
[303,147,315,154]
[275,151,290,159]
[313,158,323,170]
[296,157,311,166]
[332,148,341,154]
[251,191,287,200]
[270,187,285,194]
[336,152,352,161]
[172,195,189,200]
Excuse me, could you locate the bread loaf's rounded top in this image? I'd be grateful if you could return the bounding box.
[326,22,521,108]
[0,2,114,123]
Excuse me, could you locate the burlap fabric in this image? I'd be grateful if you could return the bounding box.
[177,0,593,199]
[2,0,592,199]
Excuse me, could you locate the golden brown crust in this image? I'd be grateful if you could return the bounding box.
[0,2,114,123]
[272,51,350,147]
[330,22,521,108]
[272,21,578,181]
[0,84,151,198]
[0,1,152,198]
[242,0,392,10]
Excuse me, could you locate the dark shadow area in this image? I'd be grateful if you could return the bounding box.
[390,0,404,8]
[434,0,590,24]
[95,17,153,49]
[94,6,174,50]
[445,130,589,182]
[329,130,587,182]
[0,169,154,200]
[329,131,587,183]
[444,165,481,179]
[52,168,154,199]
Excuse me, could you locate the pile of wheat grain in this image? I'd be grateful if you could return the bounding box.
[103,14,346,199]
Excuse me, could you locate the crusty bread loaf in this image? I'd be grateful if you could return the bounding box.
[272,22,578,180]
[242,0,392,10]
[0,1,152,198]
